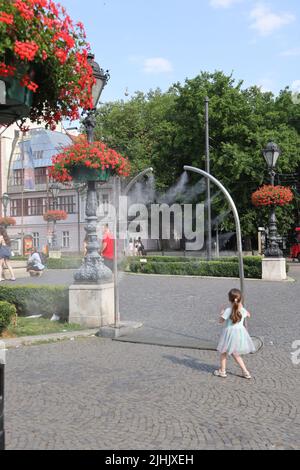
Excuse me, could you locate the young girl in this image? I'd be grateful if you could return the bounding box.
[214,288,255,379]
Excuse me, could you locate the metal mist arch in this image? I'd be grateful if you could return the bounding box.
[184,166,245,295]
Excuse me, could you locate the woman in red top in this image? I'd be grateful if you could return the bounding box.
[100,224,114,271]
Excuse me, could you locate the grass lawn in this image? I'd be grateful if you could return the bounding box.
[1,317,85,338]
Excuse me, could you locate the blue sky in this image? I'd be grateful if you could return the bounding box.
[59,0,300,103]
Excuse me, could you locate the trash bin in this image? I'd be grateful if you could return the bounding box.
[0,340,5,450]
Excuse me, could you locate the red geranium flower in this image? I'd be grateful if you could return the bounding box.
[49,140,131,182]
[0,0,95,130]
[252,185,294,207]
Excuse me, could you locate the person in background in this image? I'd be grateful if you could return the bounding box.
[137,237,146,256]
[27,247,45,277]
[83,234,88,257]
[128,238,134,257]
[100,224,114,271]
[0,227,15,281]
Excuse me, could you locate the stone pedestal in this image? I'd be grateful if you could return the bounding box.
[262,257,287,281]
[69,283,114,328]
[49,250,62,259]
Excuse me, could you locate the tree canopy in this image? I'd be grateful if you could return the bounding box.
[93,71,300,241]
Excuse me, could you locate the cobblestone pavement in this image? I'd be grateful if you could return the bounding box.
[4,265,300,450]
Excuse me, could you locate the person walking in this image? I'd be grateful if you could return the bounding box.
[214,288,255,379]
[0,227,15,281]
[100,224,114,271]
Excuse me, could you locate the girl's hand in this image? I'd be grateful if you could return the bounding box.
[219,305,226,316]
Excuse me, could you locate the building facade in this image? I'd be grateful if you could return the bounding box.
[2,126,114,255]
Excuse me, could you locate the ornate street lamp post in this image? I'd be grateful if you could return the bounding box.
[263,142,283,258]
[74,54,111,284]
[49,182,60,249]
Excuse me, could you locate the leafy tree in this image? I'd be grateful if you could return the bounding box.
[92,71,300,246]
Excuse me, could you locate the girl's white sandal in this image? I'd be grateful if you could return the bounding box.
[214,369,227,378]
[243,371,252,379]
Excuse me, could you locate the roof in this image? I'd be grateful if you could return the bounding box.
[11,128,72,170]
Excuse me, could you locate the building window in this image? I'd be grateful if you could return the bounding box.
[33,150,44,160]
[57,196,75,214]
[32,232,40,248]
[13,169,24,186]
[102,194,109,215]
[35,167,47,185]
[10,199,22,217]
[62,231,70,248]
[25,198,44,216]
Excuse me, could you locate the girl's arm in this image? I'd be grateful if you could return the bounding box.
[241,303,251,318]
[219,306,226,324]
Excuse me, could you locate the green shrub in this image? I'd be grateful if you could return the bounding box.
[128,259,261,279]
[0,286,69,320]
[0,301,17,334]
[46,257,82,269]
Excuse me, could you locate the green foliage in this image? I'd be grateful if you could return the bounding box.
[0,301,17,334]
[5,317,83,338]
[46,257,82,269]
[0,286,69,320]
[95,71,300,240]
[127,258,261,279]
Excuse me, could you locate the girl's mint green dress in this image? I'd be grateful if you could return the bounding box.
[217,307,256,355]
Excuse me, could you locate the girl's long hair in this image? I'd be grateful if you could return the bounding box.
[0,227,11,246]
[228,289,243,324]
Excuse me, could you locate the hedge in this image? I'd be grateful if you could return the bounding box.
[127,260,262,279]
[0,285,69,320]
[143,255,262,266]
[0,301,17,334]
[46,257,82,269]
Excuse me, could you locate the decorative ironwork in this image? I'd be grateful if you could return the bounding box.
[74,180,112,283]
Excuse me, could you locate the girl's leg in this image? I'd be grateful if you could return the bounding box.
[232,353,249,375]
[220,353,227,373]
[5,260,15,280]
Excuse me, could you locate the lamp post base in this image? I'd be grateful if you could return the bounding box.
[262,257,287,281]
[74,257,112,284]
[69,282,114,328]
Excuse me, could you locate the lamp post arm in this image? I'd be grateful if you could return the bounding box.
[184,165,245,296]
[124,167,154,195]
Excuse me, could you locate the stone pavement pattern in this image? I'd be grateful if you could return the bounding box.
[4,265,300,450]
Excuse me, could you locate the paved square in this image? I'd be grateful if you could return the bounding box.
[4,266,300,450]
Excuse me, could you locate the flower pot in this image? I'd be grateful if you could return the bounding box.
[69,166,111,183]
[0,65,33,125]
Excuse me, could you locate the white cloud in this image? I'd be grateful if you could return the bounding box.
[257,78,274,92]
[210,0,241,8]
[250,4,295,36]
[281,47,300,57]
[143,57,173,74]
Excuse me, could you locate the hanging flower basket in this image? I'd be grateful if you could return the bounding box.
[0,216,16,226]
[43,210,67,222]
[0,0,95,129]
[49,140,131,183]
[252,185,294,207]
